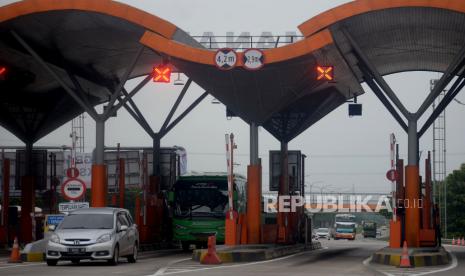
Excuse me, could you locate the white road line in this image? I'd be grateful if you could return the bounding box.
[151,258,192,276]
[149,249,318,276]
[0,263,43,270]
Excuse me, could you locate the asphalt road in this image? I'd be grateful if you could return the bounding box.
[0,239,464,276]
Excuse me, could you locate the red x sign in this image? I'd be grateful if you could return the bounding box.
[153,65,171,83]
[316,66,334,81]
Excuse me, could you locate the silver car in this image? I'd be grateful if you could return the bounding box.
[46,207,139,266]
[315,228,331,240]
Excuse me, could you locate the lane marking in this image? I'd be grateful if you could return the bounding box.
[152,258,192,276]
[0,263,43,270]
[149,249,322,276]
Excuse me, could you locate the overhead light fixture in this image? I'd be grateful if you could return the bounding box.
[174,72,184,85]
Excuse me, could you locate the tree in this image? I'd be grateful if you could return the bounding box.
[444,163,465,238]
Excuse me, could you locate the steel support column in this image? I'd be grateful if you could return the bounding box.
[91,120,107,207]
[250,122,259,165]
[247,122,261,243]
[408,120,419,166]
[1,158,10,245]
[277,141,289,243]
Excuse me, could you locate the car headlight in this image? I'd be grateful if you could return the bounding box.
[50,234,60,244]
[96,233,111,243]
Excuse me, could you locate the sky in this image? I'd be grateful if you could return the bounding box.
[1,0,465,194]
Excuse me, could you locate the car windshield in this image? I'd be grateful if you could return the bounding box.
[317,228,329,232]
[58,214,114,229]
[174,180,228,218]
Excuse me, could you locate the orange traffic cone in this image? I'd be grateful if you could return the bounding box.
[200,235,222,265]
[8,237,22,263]
[399,241,412,268]
[452,237,456,245]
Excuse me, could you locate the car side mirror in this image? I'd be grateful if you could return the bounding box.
[48,225,56,231]
[118,225,128,232]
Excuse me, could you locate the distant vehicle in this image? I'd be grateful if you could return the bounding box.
[315,228,331,240]
[169,172,246,251]
[46,208,138,266]
[363,221,377,238]
[334,214,356,240]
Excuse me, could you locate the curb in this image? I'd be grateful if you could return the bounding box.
[20,252,45,262]
[371,251,450,267]
[193,242,321,263]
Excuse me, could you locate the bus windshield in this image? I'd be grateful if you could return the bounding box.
[174,180,228,218]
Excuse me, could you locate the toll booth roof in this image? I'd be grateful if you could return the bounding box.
[2,0,465,143]
[0,0,200,143]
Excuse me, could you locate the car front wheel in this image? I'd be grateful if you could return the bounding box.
[108,245,119,266]
[127,244,137,263]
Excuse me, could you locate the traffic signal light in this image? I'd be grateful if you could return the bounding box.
[153,65,171,83]
[316,66,334,81]
[0,66,6,80]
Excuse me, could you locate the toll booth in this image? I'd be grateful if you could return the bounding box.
[269,150,302,193]
[0,146,185,246]
[267,150,305,243]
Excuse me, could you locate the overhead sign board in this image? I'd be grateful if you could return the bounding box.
[61,178,86,201]
[45,214,65,232]
[243,48,265,70]
[59,202,89,213]
[214,48,237,70]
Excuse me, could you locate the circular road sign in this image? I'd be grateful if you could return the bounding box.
[61,178,86,201]
[66,167,80,179]
[243,48,265,70]
[214,48,237,70]
[386,169,398,182]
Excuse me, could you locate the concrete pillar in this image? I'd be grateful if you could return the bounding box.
[91,119,107,207]
[247,123,261,244]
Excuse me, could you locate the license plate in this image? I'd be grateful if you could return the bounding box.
[68,248,86,254]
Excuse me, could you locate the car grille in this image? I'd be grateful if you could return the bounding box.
[61,252,93,257]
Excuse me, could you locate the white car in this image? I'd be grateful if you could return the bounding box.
[46,208,139,266]
[315,228,331,240]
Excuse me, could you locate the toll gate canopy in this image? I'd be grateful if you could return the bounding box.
[1,0,465,144]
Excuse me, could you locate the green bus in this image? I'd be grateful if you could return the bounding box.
[169,173,246,250]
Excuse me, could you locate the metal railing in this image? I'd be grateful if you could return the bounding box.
[191,35,304,50]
